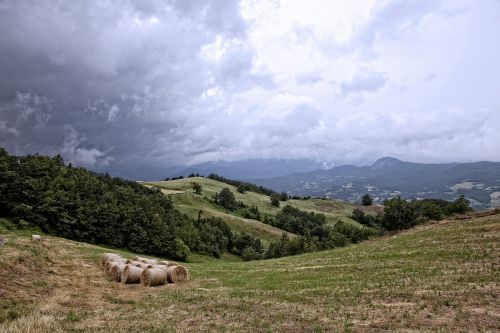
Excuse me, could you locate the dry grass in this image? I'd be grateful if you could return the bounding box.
[0,214,499,332]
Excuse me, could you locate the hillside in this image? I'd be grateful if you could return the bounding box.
[144,177,358,244]
[252,157,500,209]
[1,213,498,332]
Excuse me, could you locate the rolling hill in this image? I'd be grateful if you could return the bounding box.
[143,177,358,245]
[1,213,498,332]
[252,157,500,209]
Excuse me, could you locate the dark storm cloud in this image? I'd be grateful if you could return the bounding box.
[0,0,249,167]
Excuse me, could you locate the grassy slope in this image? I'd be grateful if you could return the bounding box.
[0,214,498,332]
[144,177,357,244]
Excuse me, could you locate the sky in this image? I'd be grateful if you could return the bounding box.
[0,0,499,171]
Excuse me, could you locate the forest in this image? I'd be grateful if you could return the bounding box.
[0,148,254,260]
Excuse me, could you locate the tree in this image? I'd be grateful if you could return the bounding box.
[446,194,471,215]
[215,188,237,210]
[190,181,202,195]
[270,193,281,207]
[361,194,373,206]
[382,197,418,230]
[351,208,366,223]
[237,183,248,193]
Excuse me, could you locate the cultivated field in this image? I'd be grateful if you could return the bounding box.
[0,214,498,332]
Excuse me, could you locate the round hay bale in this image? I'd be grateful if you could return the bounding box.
[166,262,177,267]
[105,260,126,274]
[144,259,157,265]
[157,260,170,266]
[110,263,126,282]
[135,262,153,269]
[140,267,167,287]
[126,260,142,265]
[105,258,126,271]
[101,253,121,267]
[153,265,168,274]
[121,264,143,284]
[32,234,42,241]
[165,265,189,283]
[133,256,148,262]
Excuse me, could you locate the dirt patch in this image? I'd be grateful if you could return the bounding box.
[357,204,384,215]
[315,201,344,211]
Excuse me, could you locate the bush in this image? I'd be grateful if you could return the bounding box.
[270,193,281,207]
[171,238,190,261]
[351,208,380,227]
[274,205,326,235]
[231,233,263,258]
[333,220,377,243]
[279,192,289,201]
[413,200,444,221]
[241,206,261,220]
[361,194,373,206]
[237,183,249,193]
[382,197,418,230]
[190,182,202,195]
[214,188,239,210]
[446,194,471,215]
[241,247,263,261]
[16,219,31,230]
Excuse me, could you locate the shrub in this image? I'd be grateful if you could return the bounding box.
[280,192,289,201]
[241,206,261,220]
[214,188,239,210]
[270,193,281,207]
[171,238,190,261]
[333,220,377,243]
[382,197,418,230]
[361,194,373,206]
[351,208,380,227]
[446,194,471,215]
[241,247,263,261]
[190,182,202,195]
[237,183,249,193]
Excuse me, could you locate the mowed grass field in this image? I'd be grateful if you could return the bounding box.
[144,177,358,244]
[0,214,498,332]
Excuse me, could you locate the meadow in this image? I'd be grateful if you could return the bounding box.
[145,177,358,245]
[1,213,498,332]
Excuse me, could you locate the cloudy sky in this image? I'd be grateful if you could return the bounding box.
[1,0,499,172]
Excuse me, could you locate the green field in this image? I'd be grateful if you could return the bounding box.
[1,214,498,332]
[144,177,358,245]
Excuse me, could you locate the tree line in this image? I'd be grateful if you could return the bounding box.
[352,195,472,230]
[207,173,275,196]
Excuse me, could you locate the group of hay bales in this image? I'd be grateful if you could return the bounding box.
[101,253,188,287]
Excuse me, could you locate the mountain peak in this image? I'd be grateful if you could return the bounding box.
[371,157,403,169]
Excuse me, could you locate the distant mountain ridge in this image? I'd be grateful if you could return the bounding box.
[167,159,324,180]
[251,157,500,209]
[95,159,323,181]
